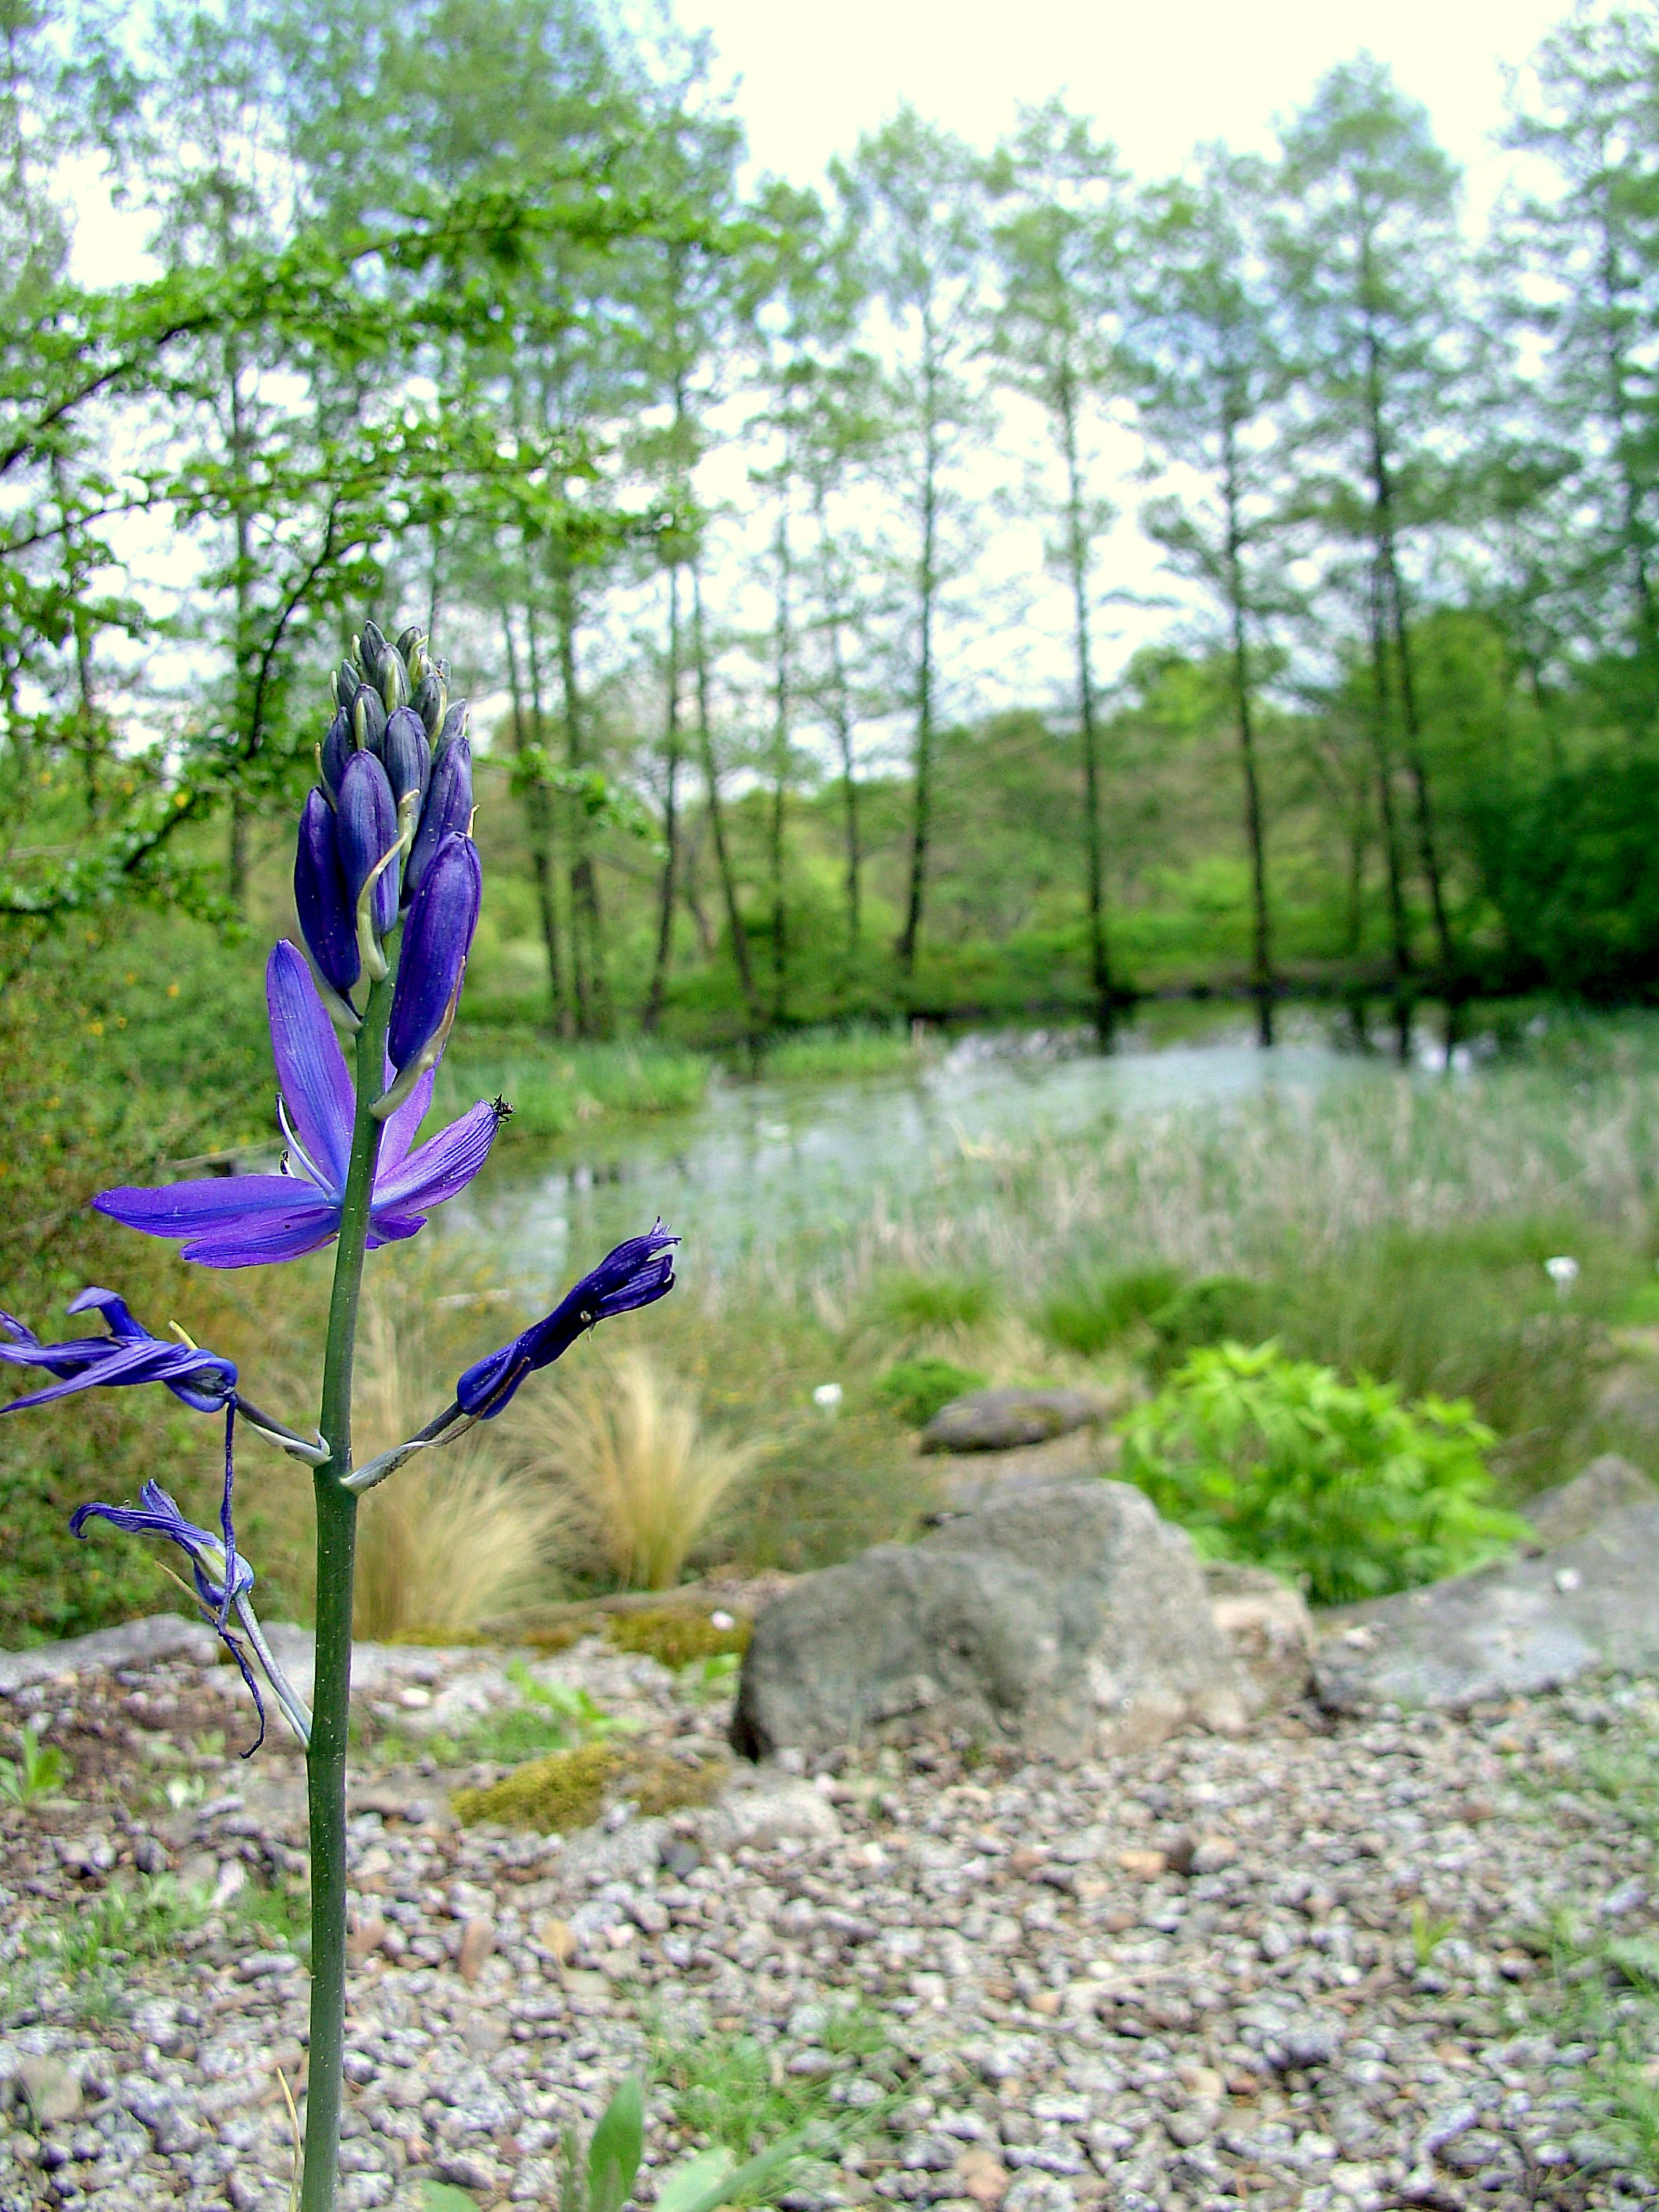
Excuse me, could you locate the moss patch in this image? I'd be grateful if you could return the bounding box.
[522,1624,582,1655]
[452,1741,621,1831]
[451,1740,728,1831]
[605,1608,752,1668]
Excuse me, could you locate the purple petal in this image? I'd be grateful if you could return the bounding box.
[266,943,353,1193]
[294,791,361,998]
[96,1174,323,1235]
[170,1203,342,1269]
[365,1213,427,1248]
[406,732,473,900]
[65,1287,142,1337]
[378,1068,435,1173]
[372,1100,500,1215]
[387,837,480,1075]
[338,751,400,934]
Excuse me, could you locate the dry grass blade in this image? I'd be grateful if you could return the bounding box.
[515,1350,760,1591]
[350,1289,570,1639]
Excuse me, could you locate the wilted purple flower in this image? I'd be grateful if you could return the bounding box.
[294,788,361,998]
[456,1220,679,1419]
[388,834,481,1078]
[0,1288,237,1413]
[70,1422,274,1751]
[337,752,400,939]
[405,729,472,901]
[95,943,501,1267]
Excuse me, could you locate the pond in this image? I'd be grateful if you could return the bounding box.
[443,1017,1372,1298]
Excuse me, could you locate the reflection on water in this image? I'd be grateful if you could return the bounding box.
[438,1019,1364,1298]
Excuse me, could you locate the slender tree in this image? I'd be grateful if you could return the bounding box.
[835,108,987,978]
[988,98,1130,1046]
[1130,148,1289,1046]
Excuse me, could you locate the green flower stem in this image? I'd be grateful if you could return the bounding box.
[302,971,393,2212]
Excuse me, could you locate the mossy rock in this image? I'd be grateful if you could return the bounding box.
[451,1740,727,1832]
[604,1608,751,1668]
[452,1741,621,1831]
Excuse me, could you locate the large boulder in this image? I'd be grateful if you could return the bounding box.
[731,1481,1247,1763]
[1313,1499,1659,1712]
[1522,1453,1654,1549]
[918,1386,1111,1454]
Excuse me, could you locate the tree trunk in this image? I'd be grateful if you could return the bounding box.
[691,563,762,1037]
[549,567,610,1041]
[644,564,683,1033]
[815,482,862,951]
[1221,418,1273,1048]
[768,487,793,1025]
[1367,556,1413,1063]
[1059,370,1115,1048]
[898,335,940,977]
[500,602,568,1038]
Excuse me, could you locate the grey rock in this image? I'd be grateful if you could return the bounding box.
[0,1614,218,1694]
[919,1389,1110,1455]
[1522,1454,1654,1548]
[1202,1561,1314,1718]
[1314,1499,1659,1709]
[733,1482,1246,1761]
[697,1768,841,1853]
[17,2056,80,2125]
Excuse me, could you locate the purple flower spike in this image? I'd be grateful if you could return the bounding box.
[0,1289,237,1413]
[381,705,430,809]
[405,731,473,901]
[294,789,361,998]
[338,751,400,936]
[456,1220,679,1419]
[388,835,481,1077]
[94,943,504,1268]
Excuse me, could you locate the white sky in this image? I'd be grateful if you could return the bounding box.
[682,0,1566,207]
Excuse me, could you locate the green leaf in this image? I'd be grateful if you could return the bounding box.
[653,2146,738,2212]
[587,2075,646,2212]
[420,2186,481,2211]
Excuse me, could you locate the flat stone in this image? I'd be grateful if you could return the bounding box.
[920,1388,1111,1455]
[732,1481,1246,1761]
[1314,1499,1659,1709]
[0,1614,218,1694]
[18,2055,81,2124]
[1203,1560,1314,1717]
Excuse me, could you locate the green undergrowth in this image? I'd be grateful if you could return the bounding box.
[875,1357,987,1426]
[653,2003,899,2161]
[434,1035,707,1140]
[366,1662,635,1769]
[760,1024,927,1085]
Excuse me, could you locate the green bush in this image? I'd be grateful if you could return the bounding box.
[1118,1340,1532,1604]
[878,1270,997,1332]
[877,1357,987,1426]
[1039,1265,1185,1354]
[1145,1276,1280,1375]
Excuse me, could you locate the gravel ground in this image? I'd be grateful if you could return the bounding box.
[1,1629,1656,2212]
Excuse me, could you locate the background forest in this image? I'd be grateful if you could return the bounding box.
[9,0,1659,1649]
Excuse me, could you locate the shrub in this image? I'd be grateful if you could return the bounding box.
[516,1352,760,1591]
[876,1357,987,1426]
[1039,1265,1185,1354]
[878,1270,997,1332]
[1145,1276,1280,1375]
[1118,1340,1532,1605]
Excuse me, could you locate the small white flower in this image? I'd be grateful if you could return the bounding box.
[812,1382,843,1412]
[709,1610,736,1632]
[1544,1255,1580,1289]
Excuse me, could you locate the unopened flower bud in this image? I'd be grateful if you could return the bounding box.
[412,670,447,738]
[380,650,409,712]
[386,833,481,1077]
[358,619,389,673]
[353,688,386,755]
[338,751,400,941]
[294,789,360,996]
[381,705,430,808]
[334,660,362,711]
[405,731,473,900]
[394,624,424,662]
[319,709,353,799]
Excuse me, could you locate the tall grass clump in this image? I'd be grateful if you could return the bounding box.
[516,1351,760,1591]
[1038,1264,1185,1354]
[763,1024,927,1084]
[877,1269,998,1335]
[350,1293,569,1639]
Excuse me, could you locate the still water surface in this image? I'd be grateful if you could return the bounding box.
[442,1022,1362,1298]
